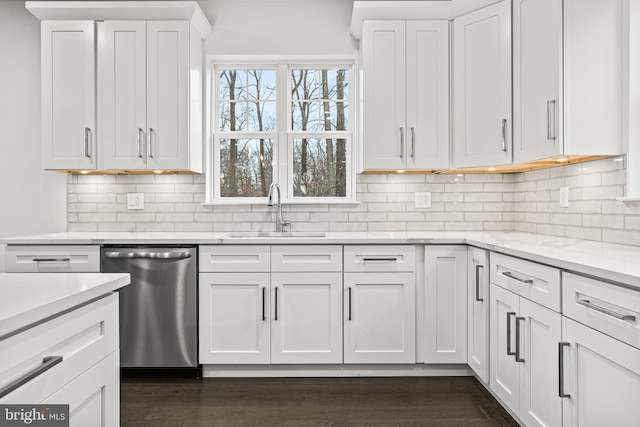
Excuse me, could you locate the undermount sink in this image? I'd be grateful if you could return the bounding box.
[226,232,327,238]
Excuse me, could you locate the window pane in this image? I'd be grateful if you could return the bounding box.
[220,102,248,132]
[219,70,247,101]
[291,69,349,131]
[219,69,276,132]
[293,138,347,198]
[220,139,273,197]
[248,101,276,132]
[247,70,276,101]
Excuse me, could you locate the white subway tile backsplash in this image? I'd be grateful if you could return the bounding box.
[65,158,639,246]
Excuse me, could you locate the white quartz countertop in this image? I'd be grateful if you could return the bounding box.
[2,231,640,289]
[0,273,130,339]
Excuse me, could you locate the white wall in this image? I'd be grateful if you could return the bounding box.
[0,1,67,271]
[201,0,357,55]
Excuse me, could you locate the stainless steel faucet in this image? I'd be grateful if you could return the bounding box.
[267,182,290,232]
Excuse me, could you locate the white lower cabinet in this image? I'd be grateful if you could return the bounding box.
[423,246,467,364]
[490,283,562,427]
[0,294,120,427]
[467,247,489,383]
[199,272,271,364]
[271,272,343,364]
[43,350,120,427]
[199,245,343,365]
[343,272,416,364]
[560,272,640,427]
[560,318,640,427]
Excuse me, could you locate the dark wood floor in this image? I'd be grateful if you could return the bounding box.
[121,376,520,427]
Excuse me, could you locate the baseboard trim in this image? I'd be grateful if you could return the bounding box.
[202,364,472,378]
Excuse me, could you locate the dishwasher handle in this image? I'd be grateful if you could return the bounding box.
[104,250,192,260]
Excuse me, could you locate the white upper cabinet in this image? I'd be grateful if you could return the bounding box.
[30,1,210,172]
[362,20,449,171]
[99,21,199,171]
[513,0,625,163]
[41,21,96,170]
[453,1,512,169]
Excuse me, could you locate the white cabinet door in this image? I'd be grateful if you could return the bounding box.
[467,247,489,383]
[423,246,467,363]
[406,21,449,170]
[199,272,270,364]
[519,298,562,427]
[562,317,640,427]
[453,1,512,169]
[41,21,96,170]
[98,21,147,170]
[344,272,416,364]
[43,350,120,427]
[490,283,520,412]
[146,21,190,170]
[362,20,448,171]
[271,272,343,364]
[362,20,406,170]
[513,0,562,164]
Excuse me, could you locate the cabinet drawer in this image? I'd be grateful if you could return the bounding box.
[199,245,270,272]
[490,253,560,312]
[563,272,640,350]
[5,245,100,273]
[0,293,118,403]
[271,245,342,272]
[344,245,415,272]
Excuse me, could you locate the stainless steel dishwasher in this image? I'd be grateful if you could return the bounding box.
[100,245,199,376]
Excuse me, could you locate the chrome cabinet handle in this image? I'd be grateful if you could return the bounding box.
[104,251,191,260]
[559,342,570,398]
[577,299,636,321]
[501,118,507,152]
[399,127,404,159]
[515,316,525,363]
[262,287,266,321]
[32,257,70,262]
[475,264,484,302]
[137,128,144,158]
[84,127,91,158]
[362,257,398,262]
[507,312,516,357]
[547,100,557,140]
[348,287,352,321]
[0,356,63,399]
[147,127,155,158]
[410,126,415,158]
[274,287,278,321]
[503,271,533,285]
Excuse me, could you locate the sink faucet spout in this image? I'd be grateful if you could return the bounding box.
[267,182,290,232]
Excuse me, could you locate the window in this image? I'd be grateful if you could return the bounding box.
[209,61,354,204]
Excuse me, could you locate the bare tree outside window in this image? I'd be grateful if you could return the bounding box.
[219,69,276,197]
[291,69,349,197]
[214,64,351,201]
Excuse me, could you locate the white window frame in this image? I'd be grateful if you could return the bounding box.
[204,56,358,205]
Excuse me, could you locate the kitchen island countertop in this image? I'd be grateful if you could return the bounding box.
[0,272,130,339]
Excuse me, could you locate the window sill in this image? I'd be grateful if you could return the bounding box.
[202,199,361,207]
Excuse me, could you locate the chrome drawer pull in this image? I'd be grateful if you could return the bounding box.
[503,271,533,285]
[399,127,404,158]
[32,257,70,262]
[506,312,516,357]
[475,264,484,302]
[515,317,525,363]
[558,342,570,398]
[362,257,398,262]
[0,356,63,399]
[577,299,636,321]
